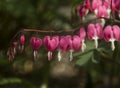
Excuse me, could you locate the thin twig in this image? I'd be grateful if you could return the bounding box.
[99,52,120,65]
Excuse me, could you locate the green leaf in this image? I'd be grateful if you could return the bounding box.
[86,40,95,50]
[74,40,95,57]
[76,51,93,66]
[0,78,35,88]
[115,42,120,55]
[91,50,100,63]
[0,78,22,85]
[91,57,98,63]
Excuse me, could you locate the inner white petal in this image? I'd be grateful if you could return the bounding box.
[48,51,52,61]
[34,50,37,59]
[93,36,98,48]
[94,9,98,15]
[119,10,120,18]
[58,50,62,61]
[85,9,89,15]
[81,40,86,52]
[110,38,115,51]
[100,18,105,27]
[69,50,73,61]
[107,9,111,18]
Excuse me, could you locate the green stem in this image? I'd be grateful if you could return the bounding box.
[40,61,50,88]
[108,42,119,88]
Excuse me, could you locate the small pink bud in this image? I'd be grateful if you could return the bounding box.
[12,41,18,47]
[19,35,25,53]
[20,35,25,45]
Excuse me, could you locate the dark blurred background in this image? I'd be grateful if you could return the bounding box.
[0,0,120,88]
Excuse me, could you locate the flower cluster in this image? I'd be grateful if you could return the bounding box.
[7,0,120,61]
[29,24,120,61]
[7,35,25,61]
[77,0,120,26]
[7,23,120,61]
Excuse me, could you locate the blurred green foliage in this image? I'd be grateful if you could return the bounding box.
[0,0,75,49]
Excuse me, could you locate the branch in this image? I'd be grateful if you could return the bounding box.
[8,14,120,47]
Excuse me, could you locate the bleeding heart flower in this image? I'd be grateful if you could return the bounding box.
[77,0,90,21]
[44,36,59,61]
[84,0,90,9]
[59,35,72,52]
[114,0,120,9]
[103,0,120,16]
[103,25,120,50]
[77,6,88,21]
[78,27,86,52]
[95,5,110,18]
[59,35,72,61]
[92,0,110,26]
[70,35,82,61]
[111,0,120,17]
[103,0,111,8]
[92,0,102,12]
[30,37,42,59]
[87,23,103,48]
[19,35,25,53]
[111,0,120,12]
[95,5,111,26]
[59,35,81,61]
[72,35,82,51]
